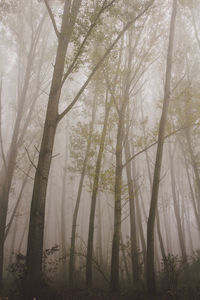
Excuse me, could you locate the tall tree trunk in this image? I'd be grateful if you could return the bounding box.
[96,192,104,268]
[4,161,34,241]
[184,128,200,214]
[155,211,166,261]
[140,106,166,268]
[124,139,140,285]
[61,122,69,280]
[24,1,155,297]
[146,0,177,295]
[0,17,45,291]
[182,149,200,233]
[168,143,187,261]
[120,233,131,284]
[25,2,77,297]
[110,102,126,291]
[69,91,97,287]
[86,92,111,287]
[135,192,146,274]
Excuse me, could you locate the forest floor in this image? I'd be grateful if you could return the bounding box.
[4,285,200,299]
[52,286,200,300]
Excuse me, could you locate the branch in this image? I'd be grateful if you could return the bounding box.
[75,251,109,283]
[44,0,60,38]
[122,124,195,168]
[4,161,34,241]
[104,71,120,115]
[15,165,34,180]
[25,147,37,170]
[61,0,117,85]
[57,1,154,122]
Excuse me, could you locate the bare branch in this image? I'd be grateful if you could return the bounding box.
[74,251,109,283]
[122,123,195,168]
[104,71,120,115]
[44,0,60,38]
[4,161,34,241]
[57,1,154,122]
[51,153,60,159]
[61,0,117,85]
[15,165,34,180]
[34,145,40,154]
[25,147,37,170]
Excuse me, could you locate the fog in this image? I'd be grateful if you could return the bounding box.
[0,0,200,299]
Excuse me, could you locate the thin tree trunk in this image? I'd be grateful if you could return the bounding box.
[61,123,69,280]
[96,192,104,268]
[8,217,18,267]
[182,150,200,233]
[18,215,29,255]
[146,0,177,295]
[162,196,172,254]
[141,105,166,267]
[110,103,126,291]
[0,17,45,291]
[124,139,140,285]
[184,129,200,214]
[168,143,187,261]
[120,233,131,284]
[69,91,97,287]
[4,161,33,241]
[155,211,166,261]
[135,192,146,273]
[86,92,111,287]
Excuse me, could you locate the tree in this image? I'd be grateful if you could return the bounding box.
[25,1,155,297]
[86,89,112,287]
[146,0,177,296]
[168,142,187,261]
[69,86,98,287]
[0,2,47,292]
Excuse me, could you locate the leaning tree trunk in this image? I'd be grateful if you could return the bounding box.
[146,0,177,296]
